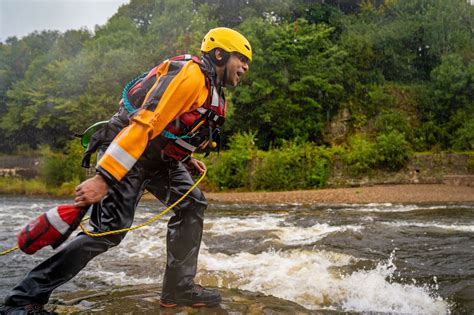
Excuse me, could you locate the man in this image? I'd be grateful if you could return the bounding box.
[1,27,251,314]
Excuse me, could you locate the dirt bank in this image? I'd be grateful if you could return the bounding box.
[204,184,474,204]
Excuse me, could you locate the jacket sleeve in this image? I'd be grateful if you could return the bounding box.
[96,61,208,184]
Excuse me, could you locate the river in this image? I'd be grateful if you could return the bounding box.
[1,196,473,313]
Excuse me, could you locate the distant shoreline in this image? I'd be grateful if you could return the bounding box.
[203,184,474,205]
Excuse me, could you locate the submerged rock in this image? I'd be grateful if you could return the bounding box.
[48,284,329,314]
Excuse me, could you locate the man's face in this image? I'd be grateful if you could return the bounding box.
[225,52,250,87]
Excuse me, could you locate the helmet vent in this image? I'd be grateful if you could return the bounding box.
[210,37,215,42]
[244,45,250,51]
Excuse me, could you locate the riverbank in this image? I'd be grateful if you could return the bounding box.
[204,184,474,204]
[1,177,472,204]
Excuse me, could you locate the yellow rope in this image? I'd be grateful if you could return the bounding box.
[0,246,19,256]
[80,169,207,237]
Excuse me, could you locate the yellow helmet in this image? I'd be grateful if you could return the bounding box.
[201,27,252,61]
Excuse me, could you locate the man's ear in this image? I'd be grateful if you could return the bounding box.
[214,48,224,62]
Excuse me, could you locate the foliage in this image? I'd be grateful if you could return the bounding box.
[203,136,332,191]
[341,130,412,175]
[1,0,472,153]
[425,54,473,124]
[375,130,412,170]
[203,131,257,190]
[0,177,48,195]
[40,141,86,187]
[451,116,474,151]
[252,142,332,191]
[374,109,413,145]
[341,134,378,176]
[228,17,347,148]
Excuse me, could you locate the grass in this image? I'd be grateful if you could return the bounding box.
[0,177,77,196]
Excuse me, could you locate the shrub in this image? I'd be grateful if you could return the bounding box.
[253,144,305,191]
[252,142,332,191]
[203,131,256,190]
[375,130,412,170]
[451,117,474,151]
[374,110,412,142]
[203,137,332,191]
[40,141,86,187]
[341,134,378,176]
[415,118,448,151]
[54,179,82,196]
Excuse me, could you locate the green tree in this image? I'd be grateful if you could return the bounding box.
[427,54,472,123]
[230,18,347,148]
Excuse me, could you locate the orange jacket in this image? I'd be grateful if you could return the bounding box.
[97,59,209,183]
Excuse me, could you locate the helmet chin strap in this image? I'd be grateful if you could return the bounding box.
[221,66,228,89]
[216,51,229,90]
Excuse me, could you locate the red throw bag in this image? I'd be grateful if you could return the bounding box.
[18,205,88,254]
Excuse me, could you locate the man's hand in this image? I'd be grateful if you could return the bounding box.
[74,174,109,207]
[184,158,207,176]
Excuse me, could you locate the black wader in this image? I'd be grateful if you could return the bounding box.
[4,151,207,306]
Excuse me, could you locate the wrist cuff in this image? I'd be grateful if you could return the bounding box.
[96,167,118,187]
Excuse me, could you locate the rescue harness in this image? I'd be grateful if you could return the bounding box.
[122,54,226,162]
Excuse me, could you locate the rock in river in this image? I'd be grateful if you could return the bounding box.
[48,284,328,314]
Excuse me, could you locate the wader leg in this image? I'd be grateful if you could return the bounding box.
[4,167,146,307]
[145,162,207,295]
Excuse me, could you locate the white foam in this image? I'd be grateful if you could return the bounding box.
[383,221,474,233]
[103,219,168,258]
[207,215,284,234]
[348,204,422,212]
[341,204,458,213]
[199,249,449,313]
[206,216,362,246]
[273,224,362,246]
[339,253,447,313]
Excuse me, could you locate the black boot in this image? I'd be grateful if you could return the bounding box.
[160,284,222,307]
[0,304,57,315]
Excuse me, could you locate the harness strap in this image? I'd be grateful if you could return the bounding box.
[174,138,197,153]
[161,130,193,140]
